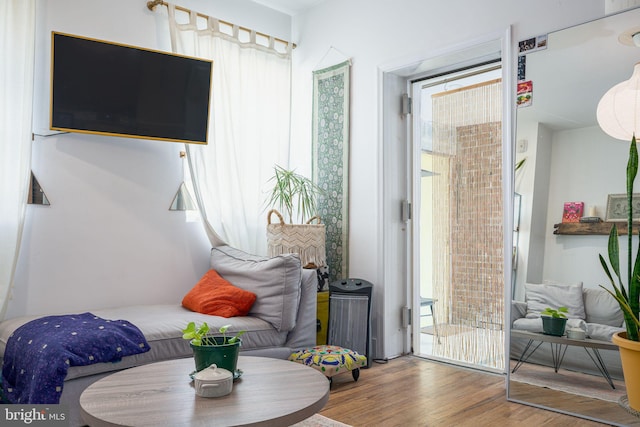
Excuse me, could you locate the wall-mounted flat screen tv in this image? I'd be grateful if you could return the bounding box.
[50,32,212,144]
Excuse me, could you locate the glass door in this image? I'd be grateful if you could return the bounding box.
[412,64,505,372]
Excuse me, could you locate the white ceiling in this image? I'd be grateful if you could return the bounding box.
[251,2,640,134]
[251,0,324,15]
[517,8,640,132]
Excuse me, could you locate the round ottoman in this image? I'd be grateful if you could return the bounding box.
[288,345,367,384]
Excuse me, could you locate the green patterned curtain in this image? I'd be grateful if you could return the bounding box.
[312,61,350,283]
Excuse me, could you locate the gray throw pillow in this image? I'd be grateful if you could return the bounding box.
[210,246,302,332]
[583,287,624,327]
[524,282,586,320]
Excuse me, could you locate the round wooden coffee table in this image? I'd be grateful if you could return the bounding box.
[80,356,330,426]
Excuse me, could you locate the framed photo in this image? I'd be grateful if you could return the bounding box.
[605,193,640,222]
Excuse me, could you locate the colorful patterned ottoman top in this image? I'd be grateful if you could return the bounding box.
[288,345,367,377]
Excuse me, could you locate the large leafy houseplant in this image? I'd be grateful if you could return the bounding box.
[599,136,640,342]
[264,165,325,224]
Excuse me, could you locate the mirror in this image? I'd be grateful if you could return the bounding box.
[509,7,640,426]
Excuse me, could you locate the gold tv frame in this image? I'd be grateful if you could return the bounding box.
[49,32,213,145]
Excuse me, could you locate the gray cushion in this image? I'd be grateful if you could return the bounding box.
[511,300,527,326]
[0,304,287,381]
[583,287,624,327]
[210,246,302,332]
[513,317,587,333]
[587,322,625,341]
[524,282,586,320]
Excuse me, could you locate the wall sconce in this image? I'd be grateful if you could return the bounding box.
[28,171,50,205]
[169,151,197,211]
[596,62,640,141]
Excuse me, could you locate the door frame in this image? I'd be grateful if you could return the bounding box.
[377,26,514,363]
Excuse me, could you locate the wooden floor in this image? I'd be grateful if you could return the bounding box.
[319,355,613,427]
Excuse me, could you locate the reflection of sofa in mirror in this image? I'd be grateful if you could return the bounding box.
[510,281,624,379]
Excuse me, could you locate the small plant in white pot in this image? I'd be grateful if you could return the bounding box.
[540,306,568,336]
[182,322,245,375]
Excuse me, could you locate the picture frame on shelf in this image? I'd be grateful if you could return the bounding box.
[605,193,640,222]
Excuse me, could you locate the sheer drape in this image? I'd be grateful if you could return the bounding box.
[166,6,292,254]
[0,0,35,319]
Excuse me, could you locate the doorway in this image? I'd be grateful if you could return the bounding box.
[410,61,507,372]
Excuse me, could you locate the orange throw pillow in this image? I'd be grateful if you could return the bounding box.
[182,269,256,317]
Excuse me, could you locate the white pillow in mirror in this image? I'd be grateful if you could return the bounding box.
[524,282,586,320]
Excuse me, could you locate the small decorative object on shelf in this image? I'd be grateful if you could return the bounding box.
[579,216,603,223]
[562,201,584,223]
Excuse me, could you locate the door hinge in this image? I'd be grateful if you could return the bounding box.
[401,200,412,222]
[402,306,411,328]
[402,93,412,116]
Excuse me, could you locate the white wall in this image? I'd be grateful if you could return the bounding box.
[513,121,553,300]
[542,126,639,289]
[9,0,292,318]
[9,0,615,360]
[290,0,606,358]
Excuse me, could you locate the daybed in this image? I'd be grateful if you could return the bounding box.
[0,245,317,426]
[511,281,624,379]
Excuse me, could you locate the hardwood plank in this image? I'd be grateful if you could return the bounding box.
[320,356,613,426]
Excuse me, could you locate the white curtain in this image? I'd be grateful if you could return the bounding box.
[0,0,35,319]
[167,6,292,255]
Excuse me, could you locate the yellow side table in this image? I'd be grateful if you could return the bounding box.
[316,291,329,345]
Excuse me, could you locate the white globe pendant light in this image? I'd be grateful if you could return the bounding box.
[597,62,640,141]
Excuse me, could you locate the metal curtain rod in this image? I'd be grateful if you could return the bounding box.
[146,0,296,49]
[422,63,502,90]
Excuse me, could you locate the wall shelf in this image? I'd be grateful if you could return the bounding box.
[553,221,640,235]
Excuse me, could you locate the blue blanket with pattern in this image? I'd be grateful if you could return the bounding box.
[1,313,150,404]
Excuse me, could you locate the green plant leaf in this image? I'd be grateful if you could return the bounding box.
[607,224,622,289]
[182,322,196,340]
[599,254,615,286]
[264,165,325,223]
[228,330,246,344]
[196,322,210,337]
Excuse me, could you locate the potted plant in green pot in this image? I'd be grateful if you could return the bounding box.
[599,136,640,411]
[540,307,568,336]
[264,165,327,269]
[182,322,245,376]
